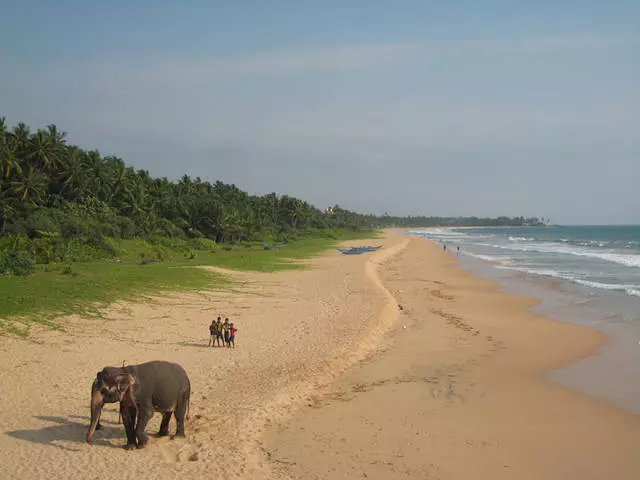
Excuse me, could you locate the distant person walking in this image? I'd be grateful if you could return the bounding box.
[457,245,460,257]
[443,244,447,251]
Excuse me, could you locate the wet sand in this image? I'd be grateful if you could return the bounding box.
[1,233,639,479]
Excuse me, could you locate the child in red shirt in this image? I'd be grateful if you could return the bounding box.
[228,323,238,348]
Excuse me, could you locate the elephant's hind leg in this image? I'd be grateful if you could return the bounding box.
[158,412,172,437]
[173,394,188,437]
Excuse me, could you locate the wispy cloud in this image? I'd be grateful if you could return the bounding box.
[88,33,639,91]
[92,41,417,90]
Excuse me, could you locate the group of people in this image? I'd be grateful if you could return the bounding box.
[208,317,238,348]
[442,243,461,257]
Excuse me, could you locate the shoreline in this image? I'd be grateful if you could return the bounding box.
[455,247,640,414]
[264,234,640,479]
[404,225,640,414]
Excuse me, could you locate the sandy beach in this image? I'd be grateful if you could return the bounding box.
[1,232,639,479]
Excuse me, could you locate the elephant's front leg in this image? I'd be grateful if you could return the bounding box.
[135,405,153,449]
[121,402,138,450]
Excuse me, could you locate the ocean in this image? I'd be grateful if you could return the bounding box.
[408,225,640,413]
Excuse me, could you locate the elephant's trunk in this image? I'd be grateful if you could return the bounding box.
[87,387,104,445]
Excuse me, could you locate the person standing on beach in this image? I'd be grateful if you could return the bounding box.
[456,245,460,256]
[208,320,218,347]
[228,323,238,348]
[223,318,231,346]
[216,317,224,346]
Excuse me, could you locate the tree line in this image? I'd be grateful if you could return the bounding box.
[0,117,543,245]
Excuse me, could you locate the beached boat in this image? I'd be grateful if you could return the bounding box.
[338,245,382,255]
[338,248,368,255]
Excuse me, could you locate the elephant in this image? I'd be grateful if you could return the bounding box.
[87,360,191,450]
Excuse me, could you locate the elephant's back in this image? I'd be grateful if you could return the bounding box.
[131,361,190,409]
[137,360,188,375]
[132,361,190,389]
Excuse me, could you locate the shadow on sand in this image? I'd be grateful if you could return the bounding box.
[180,342,228,348]
[5,414,124,451]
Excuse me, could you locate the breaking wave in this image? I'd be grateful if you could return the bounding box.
[474,243,640,269]
[496,265,640,297]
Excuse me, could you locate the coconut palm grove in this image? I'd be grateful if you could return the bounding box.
[0,118,543,275]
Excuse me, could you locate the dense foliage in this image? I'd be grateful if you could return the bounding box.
[0,117,544,273]
[0,118,383,242]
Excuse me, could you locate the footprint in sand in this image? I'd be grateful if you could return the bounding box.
[428,289,455,301]
[430,308,480,336]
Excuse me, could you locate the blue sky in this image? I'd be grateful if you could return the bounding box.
[1,1,639,224]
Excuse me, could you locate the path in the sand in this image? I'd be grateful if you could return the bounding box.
[0,233,408,479]
[238,237,409,478]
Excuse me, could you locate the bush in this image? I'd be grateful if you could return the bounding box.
[0,250,36,276]
[188,237,219,252]
[29,236,58,264]
[116,216,138,238]
[153,218,186,239]
[59,264,73,275]
[0,234,30,252]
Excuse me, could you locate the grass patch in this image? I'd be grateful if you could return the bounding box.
[189,230,379,272]
[0,230,380,334]
[0,261,224,335]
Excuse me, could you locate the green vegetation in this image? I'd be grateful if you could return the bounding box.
[0,260,221,335]
[0,229,375,335]
[0,119,380,249]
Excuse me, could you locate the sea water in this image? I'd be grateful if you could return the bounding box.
[408,226,640,413]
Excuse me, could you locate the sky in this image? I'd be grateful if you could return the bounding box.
[1,1,638,225]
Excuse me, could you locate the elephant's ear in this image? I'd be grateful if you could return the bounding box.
[115,374,137,407]
[115,374,135,393]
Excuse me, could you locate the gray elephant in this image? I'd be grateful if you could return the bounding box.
[87,360,191,449]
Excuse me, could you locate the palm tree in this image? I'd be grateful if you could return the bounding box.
[46,124,67,149]
[0,188,18,233]
[28,130,63,172]
[104,156,131,205]
[0,119,22,180]
[12,167,48,203]
[84,150,107,199]
[7,122,31,156]
[59,147,88,199]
